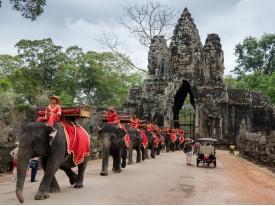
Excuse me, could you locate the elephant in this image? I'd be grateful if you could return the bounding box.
[141,129,156,160]
[16,122,89,203]
[124,125,142,165]
[98,123,127,176]
[154,133,161,156]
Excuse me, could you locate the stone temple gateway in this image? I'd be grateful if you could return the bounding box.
[123,8,274,145]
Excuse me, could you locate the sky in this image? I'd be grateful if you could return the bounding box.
[0,0,274,75]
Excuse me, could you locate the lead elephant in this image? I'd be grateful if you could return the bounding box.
[98,123,127,176]
[16,122,89,203]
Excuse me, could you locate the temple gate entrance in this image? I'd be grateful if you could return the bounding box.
[167,80,196,138]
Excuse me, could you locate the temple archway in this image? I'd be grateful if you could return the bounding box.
[163,79,196,137]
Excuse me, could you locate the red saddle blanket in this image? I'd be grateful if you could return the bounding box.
[124,134,131,148]
[60,119,90,165]
[141,130,148,148]
[153,133,159,148]
[170,133,177,143]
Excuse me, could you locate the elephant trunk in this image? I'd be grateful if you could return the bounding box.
[16,149,31,203]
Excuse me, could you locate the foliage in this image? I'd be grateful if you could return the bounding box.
[224,72,275,103]
[233,33,275,76]
[0,0,46,20]
[0,38,143,108]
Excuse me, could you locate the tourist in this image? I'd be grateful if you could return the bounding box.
[193,141,201,155]
[229,144,236,156]
[183,139,193,165]
[29,157,39,182]
[10,141,19,181]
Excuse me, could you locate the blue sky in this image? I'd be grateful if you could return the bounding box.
[0,0,274,75]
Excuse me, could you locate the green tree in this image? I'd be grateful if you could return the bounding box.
[0,0,46,20]
[79,51,143,106]
[15,38,65,90]
[233,33,275,76]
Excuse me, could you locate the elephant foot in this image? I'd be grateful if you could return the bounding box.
[74,183,84,189]
[127,162,133,165]
[49,186,60,193]
[69,177,76,185]
[100,171,108,176]
[112,168,122,173]
[34,191,49,200]
[151,155,155,159]
[136,160,141,163]
[121,162,126,168]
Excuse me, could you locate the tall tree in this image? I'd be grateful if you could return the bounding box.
[120,1,176,47]
[97,1,176,74]
[15,38,65,90]
[0,0,46,20]
[233,33,275,76]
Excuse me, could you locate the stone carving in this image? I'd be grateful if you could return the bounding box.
[201,94,220,138]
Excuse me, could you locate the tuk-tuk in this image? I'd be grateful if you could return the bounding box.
[196,138,218,168]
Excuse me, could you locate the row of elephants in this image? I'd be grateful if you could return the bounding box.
[15,121,187,203]
[98,122,186,176]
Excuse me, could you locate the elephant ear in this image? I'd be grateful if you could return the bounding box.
[117,128,126,139]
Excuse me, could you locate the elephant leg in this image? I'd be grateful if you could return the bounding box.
[100,149,109,176]
[151,146,155,159]
[61,167,78,185]
[136,147,141,163]
[128,147,133,165]
[74,160,88,188]
[49,177,61,193]
[41,157,60,193]
[145,148,149,159]
[166,141,170,152]
[141,147,146,161]
[35,154,64,200]
[112,150,122,173]
[121,147,127,168]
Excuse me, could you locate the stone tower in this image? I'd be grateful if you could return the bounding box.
[169,8,204,84]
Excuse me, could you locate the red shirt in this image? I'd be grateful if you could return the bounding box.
[45,104,61,117]
[107,111,118,123]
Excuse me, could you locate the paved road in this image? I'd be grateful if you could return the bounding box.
[1,150,275,204]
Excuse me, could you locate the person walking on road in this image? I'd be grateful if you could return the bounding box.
[229,144,236,156]
[29,157,39,182]
[183,139,193,165]
[10,141,19,181]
